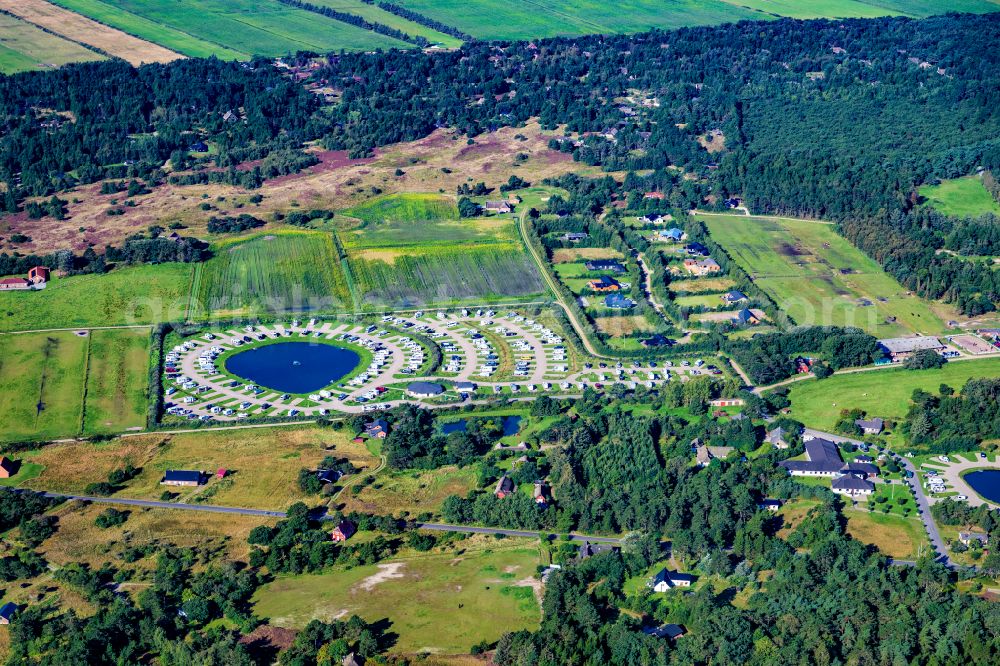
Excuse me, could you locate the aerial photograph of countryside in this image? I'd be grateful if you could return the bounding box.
[3,1,1000,664]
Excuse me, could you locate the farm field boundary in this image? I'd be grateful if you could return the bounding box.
[0,10,104,73]
[0,0,183,65]
[702,213,949,337]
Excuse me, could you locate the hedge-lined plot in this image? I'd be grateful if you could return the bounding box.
[48,0,409,58]
[192,231,352,318]
[0,332,88,443]
[82,329,150,435]
[349,243,545,308]
[0,11,104,74]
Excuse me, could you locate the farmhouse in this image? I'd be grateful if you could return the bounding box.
[855,417,884,435]
[765,427,789,449]
[589,275,621,292]
[160,470,205,487]
[576,541,618,561]
[0,456,17,479]
[0,266,50,291]
[365,418,389,439]
[585,259,626,273]
[407,382,444,398]
[562,232,589,242]
[604,294,635,309]
[494,475,515,499]
[0,602,17,625]
[959,532,989,547]
[533,482,548,505]
[732,308,764,326]
[695,444,733,466]
[879,336,944,362]
[684,258,721,276]
[722,290,748,304]
[644,624,686,640]
[658,228,686,242]
[650,568,695,592]
[485,200,513,213]
[331,520,356,542]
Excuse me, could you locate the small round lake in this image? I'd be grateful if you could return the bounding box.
[224,341,360,394]
[964,469,1000,504]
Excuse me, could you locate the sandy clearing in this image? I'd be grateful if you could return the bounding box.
[358,562,406,591]
[0,0,183,66]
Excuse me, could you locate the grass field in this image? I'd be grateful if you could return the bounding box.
[702,214,948,336]
[918,176,1000,218]
[82,329,150,435]
[308,0,462,47]
[0,331,88,443]
[254,542,542,653]
[0,11,103,74]
[669,277,738,293]
[783,357,1000,443]
[45,0,244,59]
[20,425,378,509]
[340,465,479,516]
[191,230,352,318]
[1,0,183,65]
[0,264,192,333]
[48,0,409,58]
[721,0,902,19]
[843,508,929,560]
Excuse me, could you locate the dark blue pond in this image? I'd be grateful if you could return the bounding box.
[224,342,360,394]
[441,415,522,437]
[964,470,1000,503]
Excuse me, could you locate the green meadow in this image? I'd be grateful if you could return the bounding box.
[0,264,192,333]
[702,214,947,336]
[50,0,408,58]
[82,328,151,435]
[918,176,1000,218]
[253,544,541,653]
[0,12,103,74]
[308,0,462,46]
[783,357,1000,444]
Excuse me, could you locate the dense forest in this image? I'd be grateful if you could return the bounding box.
[903,378,1000,452]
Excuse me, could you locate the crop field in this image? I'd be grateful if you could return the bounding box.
[550,247,623,263]
[1,0,183,66]
[348,243,546,308]
[593,315,656,336]
[669,277,738,293]
[722,0,902,19]
[45,0,244,59]
[81,329,150,435]
[0,331,88,443]
[308,0,462,47]
[0,264,192,333]
[191,231,352,318]
[918,176,1000,218]
[783,357,1000,443]
[702,214,948,336]
[254,542,542,653]
[20,425,378,509]
[0,11,103,74]
[47,0,409,58]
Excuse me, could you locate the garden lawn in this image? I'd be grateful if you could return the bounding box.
[702,214,948,336]
[192,230,351,318]
[82,328,150,435]
[918,176,1000,218]
[253,543,542,653]
[0,264,192,332]
[0,331,88,442]
[784,357,1000,446]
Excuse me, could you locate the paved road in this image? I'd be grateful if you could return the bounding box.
[29,490,621,543]
[416,523,621,543]
[805,429,954,568]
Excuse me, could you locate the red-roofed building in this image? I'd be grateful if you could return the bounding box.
[0,277,29,290]
[331,520,356,542]
[644,191,666,200]
[28,266,49,284]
